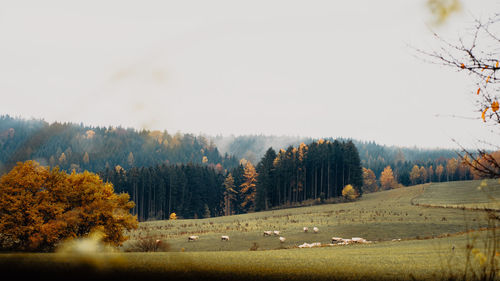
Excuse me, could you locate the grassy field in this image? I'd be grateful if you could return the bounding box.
[0,232,491,281]
[1,180,499,281]
[125,180,498,252]
[412,179,500,210]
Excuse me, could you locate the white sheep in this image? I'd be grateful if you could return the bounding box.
[341,238,352,245]
[331,237,343,243]
[221,235,229,241]
[303,227,308,233]
[313,227,319,233]
[263,231,273,236]
[273,230,280,236]
[188,235,199,241]
[279,237,286,243]
[351,237,367,243]
[298,242,321,248]
[298,243,309,248]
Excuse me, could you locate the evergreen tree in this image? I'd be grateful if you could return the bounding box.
[223,173,237,216]
[255,147,277,211]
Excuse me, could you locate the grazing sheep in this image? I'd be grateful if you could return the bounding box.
[221,235,229,241]
[263,231,273,236]
[313,227,319,233]
[188,235,199,242]
[298,242,321,248]
[351,237,367,243]
[273,230,280,236]
[331,237,343,243]
[340,238,352,245]
[279,237,286,243]
[303,227,308,233]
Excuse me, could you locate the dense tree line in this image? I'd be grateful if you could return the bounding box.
[0,115,238,175]
[1,116,477,222]
[101,163,225,221]
[224,139,363,214]
[100,139,364,221]
[212,135,470,186]
[361,157,475,193]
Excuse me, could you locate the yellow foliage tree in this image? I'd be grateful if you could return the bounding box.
[169,212,177,220]
[240,162,258,212]
[0,161,138,252]
[409,165,421,185]
[446,158,458,181]
[380,166,399,190]
[58,152,66,165]
[362,167,378,193]
[435,164,444,182]
[342,184,359,200]
[419,166,428,183]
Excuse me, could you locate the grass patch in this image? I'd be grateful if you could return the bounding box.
[125,182,495,252]
[412,179,500,211]
[0,232,490,281]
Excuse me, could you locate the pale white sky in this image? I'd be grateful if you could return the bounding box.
[0,0,498,149]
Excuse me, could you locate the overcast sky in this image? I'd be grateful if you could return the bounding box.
[0,0,498,149]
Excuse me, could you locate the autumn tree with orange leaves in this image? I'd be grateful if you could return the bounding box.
[0,161,138,252]
[380,166,399,190]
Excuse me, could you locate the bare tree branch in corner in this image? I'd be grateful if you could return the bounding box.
[418,13,500,178]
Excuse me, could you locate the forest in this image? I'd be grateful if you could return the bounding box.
[0,115,239,174]
[100,139,364,220]
[0,116,476,221]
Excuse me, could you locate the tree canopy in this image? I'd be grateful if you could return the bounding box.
[0,161,138,252]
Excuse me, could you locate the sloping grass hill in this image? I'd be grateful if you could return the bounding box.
[126,180,498,252]
[412,179,500,211]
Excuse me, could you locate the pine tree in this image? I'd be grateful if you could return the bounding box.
[255,147,277,211]
[83,152,90,165]
[223,173,237,216]
[127,152,135,167]
[203,204,211,218]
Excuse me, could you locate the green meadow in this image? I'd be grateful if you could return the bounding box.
[126,179,499,252]
[1,179,499,281]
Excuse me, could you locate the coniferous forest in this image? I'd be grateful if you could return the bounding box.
[0,115,475,221]
[100,139,363,220]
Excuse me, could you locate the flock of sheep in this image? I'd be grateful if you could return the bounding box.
[186,226,371,247]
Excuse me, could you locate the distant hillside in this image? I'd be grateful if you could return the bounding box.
[211,135,458,173]
[0,116,466,186]
[211,134,312,164]
[0,115,239,174]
